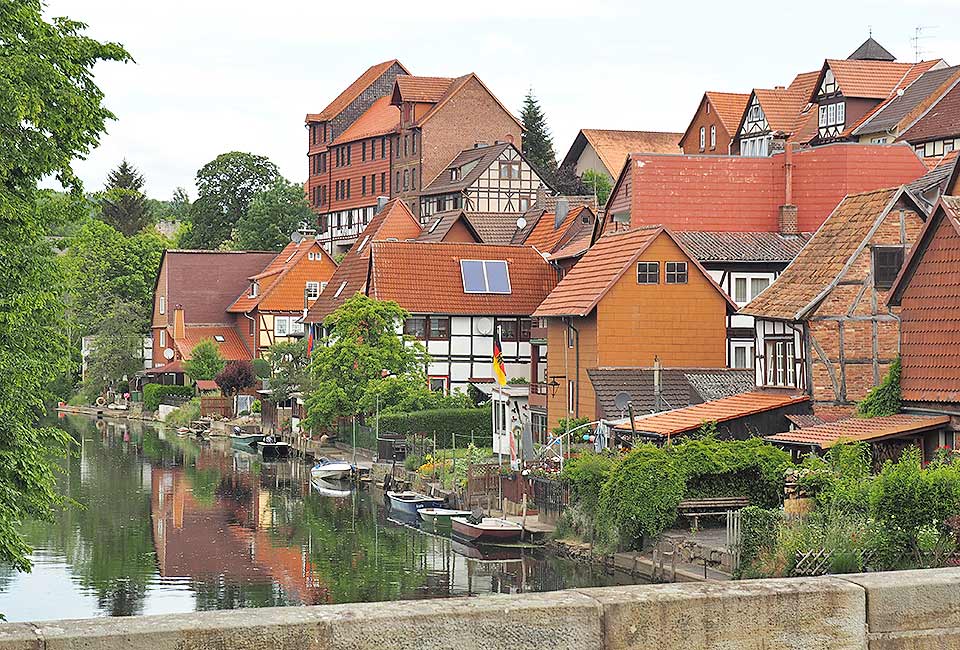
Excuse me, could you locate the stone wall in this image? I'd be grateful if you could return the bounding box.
[4,569,960,649]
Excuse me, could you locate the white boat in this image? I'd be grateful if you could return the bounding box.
[311,477,353,498]
[310,457,354,480]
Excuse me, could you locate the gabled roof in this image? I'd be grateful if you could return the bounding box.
[417,210,483,243]
[854,66,960,136]
[848,37,897,62]
[561,129,681,178]
[332,96,400,145]
[227,238,335,314]
[512,196,599,244]
[612,392,810,436]
[154,250,278,325]
[176,326,251,361]
[905,154,958,213]
[741,187,922,321]
[813,59,942,101]
[368,242,557,315]
[302,199,421,323]
[889,195,960,305]
[392,74,522,131]
[676,231,812,263]
[899,76,960,145]
[679,92,751,150]
[306,60,408,123]
[523,206,593,254]
[533,226,738,318]
[765,414,948,449]
[588,367,755,419]
[420,142,513,195]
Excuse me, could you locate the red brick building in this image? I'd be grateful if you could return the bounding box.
[390,74,523,215]
[305,60,409,253]
[679,92,750,155]
[742,187,926,418]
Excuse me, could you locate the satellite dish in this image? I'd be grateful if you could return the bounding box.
[476,317,493,335]
[614,391,632,412]
[291,231,304,243]
[896,88,905,97]
[516,217,527,230]
[163,348,175,360]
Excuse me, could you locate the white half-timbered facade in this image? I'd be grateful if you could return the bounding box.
[737,94,772,157]
[419,142,550,221]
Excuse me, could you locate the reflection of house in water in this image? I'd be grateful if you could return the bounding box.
[149,452,329,605]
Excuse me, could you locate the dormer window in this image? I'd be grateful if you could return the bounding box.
[249,281,259,298]
[450,168,460,181]
[820,69,837,96]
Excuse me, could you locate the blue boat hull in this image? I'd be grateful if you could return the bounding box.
[387,493,444,516]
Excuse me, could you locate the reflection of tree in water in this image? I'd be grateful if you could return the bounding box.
[193,578,297,611]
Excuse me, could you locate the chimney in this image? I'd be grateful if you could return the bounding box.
[504,133,515,145]
[375,195,389,214]
[535,186,546,210]
[173,304,185,341]
[554,197,569,229]
[778,145,799,236]
[474,141,488,149]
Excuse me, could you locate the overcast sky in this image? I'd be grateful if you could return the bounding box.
[48,0,960,200]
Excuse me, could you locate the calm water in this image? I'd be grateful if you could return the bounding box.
[0,414,636,620]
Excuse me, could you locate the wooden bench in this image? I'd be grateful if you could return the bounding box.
[677,497,749,530]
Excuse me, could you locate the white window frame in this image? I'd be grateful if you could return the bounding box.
[306,281,320,300]
[567,380,576,414]
[710,125,716,149]
[275,316,290,337]
[836,101,845,126]
[699,127,705,150]
[159,330,166,347]
[731,342,754,369]
[460,260,512,294]
[731,272,773,305]
[158,296,166,315]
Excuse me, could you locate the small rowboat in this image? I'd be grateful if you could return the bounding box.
[229,432,265,446]
[310,457,354,481]
[311,477,353,498]
[386,491,445,517]
[451,517,523,544]
[418,507,472,532]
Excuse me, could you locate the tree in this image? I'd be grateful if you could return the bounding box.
[581,169,613,207]
[184,339,225,381]
[233,179,314,251]
[265,339,311,403]
[215,361,256,397]
[520,90,558,179]
[304,294,428,429]
[553,161,589,196]
[0,0,130,571]
[98,160,152,236]
[81,300,144,400]
[180,152,280,249]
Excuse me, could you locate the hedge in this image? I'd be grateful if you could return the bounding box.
[375,406,492,448]
[736,506,783,578]
[144,384,195,411]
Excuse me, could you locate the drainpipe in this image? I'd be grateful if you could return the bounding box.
[564,317,580,419]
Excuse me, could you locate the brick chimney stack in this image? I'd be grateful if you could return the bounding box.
[173,304,185,340]
[778,144,799,236]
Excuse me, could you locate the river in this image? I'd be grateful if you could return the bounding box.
[0,414,640,620]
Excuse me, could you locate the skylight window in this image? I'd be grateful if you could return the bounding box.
[428,218,442,234]
[460,260,511,294]
[213,335,226,342]
[357,236,370,253]
[333,281,347,298]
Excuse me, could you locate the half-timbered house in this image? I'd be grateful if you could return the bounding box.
[366,241,558,395]
[227,237,337,358]
[418,142,550,221]
[741,186,925,418]
[732,72,819,157]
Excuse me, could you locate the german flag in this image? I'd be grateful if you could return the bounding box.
[492,330,507,386]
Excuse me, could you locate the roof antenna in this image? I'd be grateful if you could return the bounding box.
[911,25,936,63]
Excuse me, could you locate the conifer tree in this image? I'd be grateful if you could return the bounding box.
[520,90,558,179]
[100,159,152,236]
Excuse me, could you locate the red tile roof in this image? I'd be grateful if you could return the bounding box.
[533,226,737,318]
[368,242,557,315]
[765,414,949,448]
[524,205,590,253]
[578,129,681,178]
[613,392,810,436]
[750,71,819,135]
[888,196,960,403]
[615,143,928,234]
[332,96,400,145]
[306,60,407,123]
[177,326,251,361]
[741,187,910,321]
[157,250,278,325]
[393,75,455,103]
[704,92,751,135]
[302,199,422,323]
[819,59,941,101]
[227,239,335,313]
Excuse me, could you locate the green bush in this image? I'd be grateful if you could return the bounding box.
[563,451,618,514]
[551,416,590,438]
[671,436,791,507]
[596,445,685,550]
[736,506,782,578]
[251,399,261,414]
[252,358,271,379]
[165,397,201,427]
[375,406,492,448]
[143,384,195,411]
[857,357,901,417]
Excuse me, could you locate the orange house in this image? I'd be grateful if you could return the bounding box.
[533,226,737,430]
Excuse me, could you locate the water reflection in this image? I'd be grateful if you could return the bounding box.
[0,415,637,621]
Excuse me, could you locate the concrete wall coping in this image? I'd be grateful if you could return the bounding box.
[4,569,960,649]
